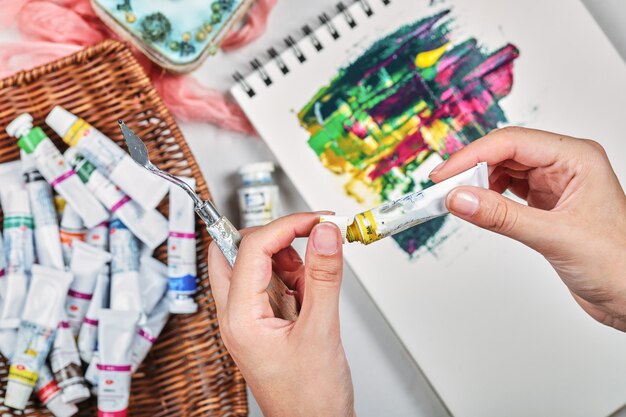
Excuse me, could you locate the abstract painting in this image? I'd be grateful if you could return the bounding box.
[297,10,519,256]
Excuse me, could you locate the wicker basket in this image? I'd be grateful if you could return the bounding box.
[0,40,248,416]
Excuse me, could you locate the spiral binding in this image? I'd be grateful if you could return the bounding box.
[233,0,391,98]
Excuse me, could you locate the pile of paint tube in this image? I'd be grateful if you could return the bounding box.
[0,107,198,417]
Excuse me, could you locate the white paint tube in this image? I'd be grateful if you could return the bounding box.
[50,316,91,404]
[46,106,169,210]
[97,309,140,417]
[22,150,64,270]
[131,297,169,373]
[139,256,168,316]
[8,113,108,228]
[167,177,198,314]
[0,188,35,331]
[323,163,490,245]
[66,240,111,336]
[77,272,109,364]
[85,352,100,394]
[36,364,79,417]
[5,265,72,410]
[60,204,87,267]
[66,150,168,250]
[109,217,143,318]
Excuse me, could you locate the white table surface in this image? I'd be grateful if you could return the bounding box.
[2,1,625,415]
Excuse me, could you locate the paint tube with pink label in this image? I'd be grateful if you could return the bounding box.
[46,106,169,210]
[22,150,65,270]
[78,272,109,364]
[167,177,198,314]
[66,240,111,336]
[36,364,79,417]
[60,204,87,267]
[109,218,143,319]
[98,309,140,417]
[66,150,168,250]
[131,297,169,372]
[4,265,72,410]
[50,316,91,404]
[139,256,168,316]
[8,113,108,228]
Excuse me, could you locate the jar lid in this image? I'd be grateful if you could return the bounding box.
[238,162,275,176]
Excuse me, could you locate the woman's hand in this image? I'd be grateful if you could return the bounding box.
[430,127,626,331]
[208,213,355,417]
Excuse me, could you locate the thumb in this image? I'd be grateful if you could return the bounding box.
[446,186,557,252]
[299,222,344,330]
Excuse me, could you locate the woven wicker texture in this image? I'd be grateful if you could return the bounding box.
[0,40,247,417]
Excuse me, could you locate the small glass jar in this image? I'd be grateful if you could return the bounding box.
[237,162,281,228]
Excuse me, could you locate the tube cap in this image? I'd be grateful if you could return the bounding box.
[319,215,349,243]
[46,106,77,140]
[46,394,79,417]
[238,162,275,176]
[61,383,90,404]
[6,113,33,139]
[168,296,198,314]
[4,381,33,410]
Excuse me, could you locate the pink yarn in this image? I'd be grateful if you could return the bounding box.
[0,0,275,135]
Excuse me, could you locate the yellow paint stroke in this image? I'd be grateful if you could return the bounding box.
[414,43,449,69]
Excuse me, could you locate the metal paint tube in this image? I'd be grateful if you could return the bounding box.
[97,309,140,417]
[50,317,91,404]
[85,352,100,394]
[8,113,108,228]
[139,256,168,316]
[60,204,87,267]
[323,163,490,245]
[131,297,169,372]
[36,365,79,417]
[66,241,111,336]
[1,188,35,330]
[68,152,168,250]
[0,230,5,298]
[77,271,109,364]
[22,150,64,270]
[167,177,198,314]
[109,218,143,318]
[5,265,73,410]
[46,106,169,210]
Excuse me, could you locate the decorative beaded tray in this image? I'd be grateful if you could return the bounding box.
[92,0,253,73]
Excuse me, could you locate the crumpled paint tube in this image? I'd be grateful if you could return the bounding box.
[36,364,79,417]
[97,309,140,417]
[50,316,91,404]
[66,240,111,336]
[8,113,108,228]
[131,297,169,373]
[77,272,109,365]
[46,106,169,210]
[109,217,143,319]
[5,265,72,410]
[22,150,64,270]
[66,150,168,250]
[60,204,87,267]
[139,256,168,316]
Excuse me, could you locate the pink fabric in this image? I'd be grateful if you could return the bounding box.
[0,0,274,135]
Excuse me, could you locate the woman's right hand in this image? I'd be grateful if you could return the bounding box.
[429,127,626,331]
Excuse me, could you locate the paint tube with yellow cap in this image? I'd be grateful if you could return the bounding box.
[321,163,489,245]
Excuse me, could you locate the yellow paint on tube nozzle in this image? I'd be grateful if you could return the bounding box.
[321,163,489,245]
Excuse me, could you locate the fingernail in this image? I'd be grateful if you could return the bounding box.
[312,223,339,255]
[429,160,446,177]
[448,189,479,216]
[314,210,335,215]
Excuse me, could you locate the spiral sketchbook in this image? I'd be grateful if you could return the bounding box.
[231,0,626,416]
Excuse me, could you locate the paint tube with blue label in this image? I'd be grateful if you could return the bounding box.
[5,265,72,410]
[36,364,79,417]
[167,177,198,314]
[46,106,169,210]
[321,163,490,245]
[66,150,168,250]
[131,297,169,372]
[8,113,108,228]
[110,217,143,319]
[22,150,64,270]
[51,316,91,404]
[1,188,35,332]
[66,241,111,336]
[98,309,140,417]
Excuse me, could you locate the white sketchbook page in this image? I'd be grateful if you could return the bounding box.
[232,0,626,416]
